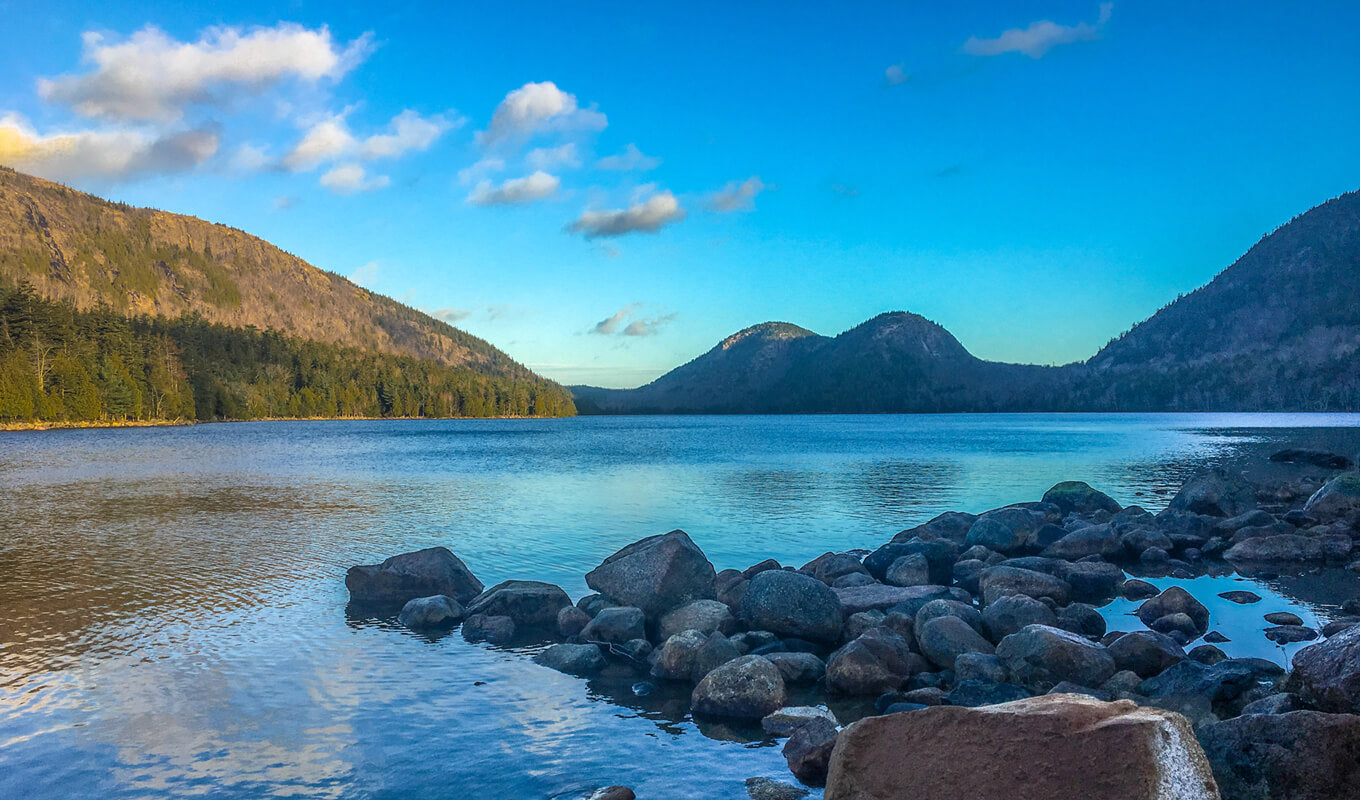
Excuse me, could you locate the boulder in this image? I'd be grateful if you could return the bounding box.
[585,530,717,618]
[464,580,571,627]
[1188,644,1228,665]
[800,552,869,585]
[965,507,1043,553]
[833,572,875,588]
[577,593,617,617]
[979,566,1070,606]
[943,679,1031,707]
[1218,590,1261,605]
[1056,603,1106,638]
[761,706,839,737]
[1264,625,1318,644]
[740,570,844,643]
[823,695,1218,800]
[912,599,982,638]
[533,643,607,675]
[826,630,924,695]
[396,595,464,629]
[783,716,838,787]
[996,625,1116,692]
[981,594,1058,642]
[580,606,646,644]
[557,605,591,639]
[745,777,809,800]
[1136,586,1210,635]
[763,652,827,685]
[883,554,931,587]
[651,629,709,681]
[864,538,957,584]
[1290,623,1360,712]
[1042,524,1122,560]
[690,632,743,679]
[1121,579,1160,600]
[691,655,787,719]
[891,511,978,545]
[1270,448,1354,469]
[1108,631,1186,678]
[657,599,736,641]
[345,546,483,607]
[916,615,994,670]
[954,652,1008,684]
[1166,469,1257,517]
[833,584,958,616]
[1303,471,1360,519]
[1041,481,1122,515]
[1140,660,1260,717]
[1198,710,1360,800]
[1224,534,1326,563]
[461,613,515,644]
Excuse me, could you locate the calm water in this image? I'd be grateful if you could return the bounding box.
[2,414,1360,799]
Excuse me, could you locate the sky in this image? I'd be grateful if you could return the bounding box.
[1,2,1358,388]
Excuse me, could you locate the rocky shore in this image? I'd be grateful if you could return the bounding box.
[345,450,1360,800]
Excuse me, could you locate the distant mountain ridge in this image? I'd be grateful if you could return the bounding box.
[574,189,1360,413]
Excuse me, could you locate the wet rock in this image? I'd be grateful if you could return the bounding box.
[650,630,710,681]
[943,679,1031,707]
[1289,623,1360,712]
[1121,578,1160,600]
[580,606,646,644]
[981,594,1057,642]
[761,706,839,737]
[1108,630,1186,678]
[1041,481,1122,515]
[1166,469,1258,517]
[1188,644,1227,665]
[891,511,978,545]
[883,553,931,587]
[1303,471,1360,519]
[744,776,808,800]
[833,572,875,588]
[557,605,591,639]
[658,599,736,641]
[1218,590,1262,605]
[763,651,826,684]
[533,642,607,675]
[800,552,869,586]
[783,716,838,787]
[1198,710,1360,800]
[965,507,1043,553]
[465,580,571,628]
[740,570,844,643]
[1265,624,1318,644]
[995,624,1116,692]
[1150,612,1203,640]
[461,613,515,644]
[396,594,464,629]
[691,654,787,719]
[1056,603,1106,638]
[1204,630,1230,643]
[584,787,635,800]
[1224,534,1326,563]
[1322,617,1360,637]
[864,537,957,585]
[1270,448,1355,469]
[585,530,717,618]
[345,547,483,607]
[823,695,1218,800]
[1136,586,1210,635]
[1042,524,1122,560]
[577,593,618,617]
[826,630,924,695]
[954,652,1008,684]
[616,638,652,663]
[917,615,994,670]
[833,584,956,617]
[979,566,1070,606]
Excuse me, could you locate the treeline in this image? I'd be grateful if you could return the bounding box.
[0,282,575,424]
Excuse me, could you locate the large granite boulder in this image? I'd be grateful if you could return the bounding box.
[585,530,717,618]
[916,615,994,670]
[657,599,736,641]
[826,630,925,695]
[965,507,1044,553]
[1041,481,1122,515]
[691,654,787,719]
[799,552,869,585]
[740,570,843,643]
[651,629,740,683]
[345,547,483,607]
[823,694,1218,800]
[979,566,1070,606]
[464,580,571,627]
[1166,469,1257,517]
[1136,586,1210,636]
[1198,710,1360,800]
[891,511,978,545]
[1303,471,1360,520]
[981,594,1058,642]
[1107,631,1186,679]
[764,651,827,684]
[996,625,1116,693]
[1290,623,1360,713]
[833,584,960,617]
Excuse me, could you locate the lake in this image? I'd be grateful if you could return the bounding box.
[3,413,1360,799]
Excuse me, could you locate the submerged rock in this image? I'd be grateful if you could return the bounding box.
[1218,590,1262,605]
[396,594,464,629]
[691,655,787,719]
[345,546,483,607]
[585,530,717,618]
[744,777,808,800]
[823,695,1218,800]
[740,570,844,643]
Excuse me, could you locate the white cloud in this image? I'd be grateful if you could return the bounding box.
[623,313,676,337]
[282,115,356,171]
[963,3,1114,59]
[0,112,218,181]
[591,303,641,335]
[590,303,675,336]
[708,176,767,212]
[432,307,471,324]
[477,81,607,147]
[271,195,298,210]
[884,64,910,86]
[466,171,559,206]
[360,109,457,159]
[596,143,660,171]
[38,23,373,121]
[320,163,389,194]
[230,142,271,171]
[283,109,451,171]
[567,190,685,238]
[457,156,504,185]
[525,142,580,170]
[349,260,381,287]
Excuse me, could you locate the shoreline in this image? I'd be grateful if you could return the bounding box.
[0,413,576,433]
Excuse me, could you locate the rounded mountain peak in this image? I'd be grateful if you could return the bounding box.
[719,321,819,350]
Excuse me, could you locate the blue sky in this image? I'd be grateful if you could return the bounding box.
[2,1,1358,387]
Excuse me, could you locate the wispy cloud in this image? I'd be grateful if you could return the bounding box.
[466,170,560,206]
[526,142,580,170]
[596,143,660,171]
[707,176,767,212]
[884,64,911,86]
[320,163,389,194]
[590,303,676,337]
[432,307,471,324]
[963,3,1114,59]
[623,313,676,337]
[591,303,642,335]
[349,260,380,287]
[566,190,685,238]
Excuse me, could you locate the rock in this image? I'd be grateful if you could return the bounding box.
[651,630,713,681]
[800,552,869,585]
[464,580,571,628]
[1198,710,1360,800]
[657,599,735,641]
[580,606,646,644]
[584,787,635,800]
[843,610,886,642]
[995,625,1116,692]
[533,643,607,675]
[954,652,1008,684]
[396,595,464,629]
[1042,524,1122,560]
[864,538,957,585]
[1042,481,1122,515]
[585,530,717,618]
[1322,617,1360,637]
[1136,586,1210,635]
[461,613,515,644]
[917,615,994,670]
[1265,624,1318,644]
[1102,669,1144,695]
[892,511,978,545]
[557,605,591,638]
[833,584,955,617]
[981,594,1058,642]
[1238,692,1299,715]
[1121,579,1160,600]
[826,630,924,695]
[762,652,826,686]
[744,559,782,578]
[1108,631,1186,678]
[783,716,838,787]
[691,654,787,719]
[740,570,843,643]
[1121,527,1175,557]
[761,706,839,737]
[823,694,1219,800]
[833,572,875,588]
[716,570,750,609]
[1140,660,1259,711]
[577,593,618,617]
[965,507,1043,553]
[1150,612,1203,640]
[345,546,483,607]
[1270,448,1355,469]
[884,553,931,587]
[1290,624,1360,712]
[1224,534,1326,563]
[979,566,1070,606]
[943,679,1031,707]
[1204,630,1230,643]
[691,632,743,679]
[912,599,982,638]
[1218,590,1262,604]
[1303,471,1360,520]
[1166,469,1258,517]
[1188,645,1227,665]
[744,777,809,800]
[1057,603,1107,638]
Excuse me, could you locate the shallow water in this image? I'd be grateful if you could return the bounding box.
[2,413,1359,799]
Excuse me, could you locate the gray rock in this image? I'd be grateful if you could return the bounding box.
[345,546,483,607]
[691,632,743,680]
[995,624,1116,692]
[1056,603,1106,638]
[891,511,978,545]
[1121,579,1160,600]
[657,599,736,641]
[912,599,982,638]
[691,655,787,719]
[884,553,932,587]
[396,594,464,629]
[833,572,876,588]
[1238,693,1300,715]
[1041,524,1122,560]
[782,716,838,787]
[1107,630,1186,678]
[740,570,843,643]
[1265,625,1318,644]
[834,584,958,616]
[533,643,607,674]
[651,629,708,681]
[981,594,1058,642]
[826,630,924,695]
[965,507,1043,553]
[1166,469,1257,517]
[557,605,591,639]
[1218,590,1262,604]
[576,593,617,617]
[979,566,1070,606]
[954,652,1008,684]
[943,679,1031,707]
[761,706,839,737]
[1303,471,1360,519]
[461,613,515,644]
[864,538,958,584]
[763,651,826,684]
[585,530,717,618]
[465,580,571,628]
[744,777,808,800]
[917,615,994,670]
[1041,481,1122,515]
[1224,534,1326,563]
[580,606,646,644]
[1061,560,1123,602]
[1290,623,1360,712]
[799,552,868,585]
[1198,710,1360,800]
[1136,586,1210,635]
[1188,644,1227,665]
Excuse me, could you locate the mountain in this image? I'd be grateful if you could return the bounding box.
[574,189,1360,414]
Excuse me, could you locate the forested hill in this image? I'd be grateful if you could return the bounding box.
[0,166,530,378]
